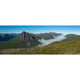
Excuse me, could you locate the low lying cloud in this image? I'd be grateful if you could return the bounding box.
[38,34,66,47]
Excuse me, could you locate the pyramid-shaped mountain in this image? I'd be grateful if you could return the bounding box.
[0,31,40,49]
[14,31,39,41]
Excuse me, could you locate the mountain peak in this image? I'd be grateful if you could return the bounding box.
[21,31,26,36]
[21,31,27,34]
[14,31,39,41]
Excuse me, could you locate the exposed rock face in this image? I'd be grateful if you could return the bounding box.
[14,31,39,41]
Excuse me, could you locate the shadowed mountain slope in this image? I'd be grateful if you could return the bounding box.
[0,33,18,42]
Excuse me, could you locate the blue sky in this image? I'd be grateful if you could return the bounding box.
[0,25,80,34]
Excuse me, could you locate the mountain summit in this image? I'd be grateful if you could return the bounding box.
[14,31,39,41]
[0,31,40,49]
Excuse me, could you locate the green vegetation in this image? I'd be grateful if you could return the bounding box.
[0,39,40,49]
[1,41,80,54]
[62,34,80,42]
[1,32,80,54]
[26,41,80,54]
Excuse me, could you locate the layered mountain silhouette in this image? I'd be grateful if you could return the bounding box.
[0,33,18,42]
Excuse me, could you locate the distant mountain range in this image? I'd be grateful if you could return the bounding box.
[0,32,61,42]
[38,32,61,40]
[0,33,18,42]
[0,31,80,54]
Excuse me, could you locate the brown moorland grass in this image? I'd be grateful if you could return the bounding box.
[0,41,80,54]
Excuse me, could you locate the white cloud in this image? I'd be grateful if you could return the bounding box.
[38,34,66,47]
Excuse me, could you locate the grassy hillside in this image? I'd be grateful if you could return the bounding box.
[62,34,80,42]
[28,41,80,54]
[0,40,40,49]
[1,41,80,54]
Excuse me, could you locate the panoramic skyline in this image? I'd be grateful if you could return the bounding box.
[0,25,80,34]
